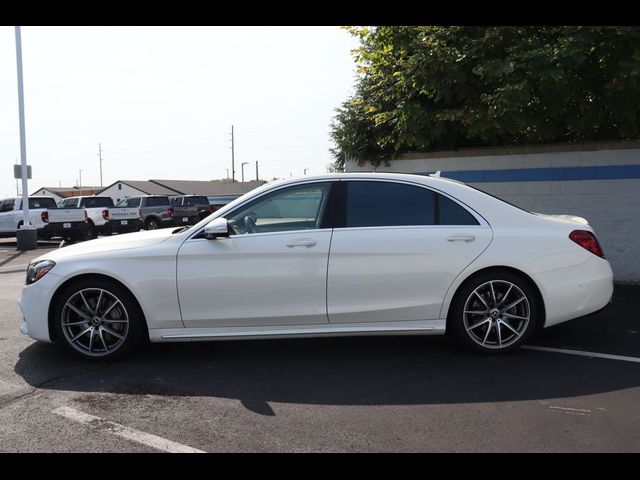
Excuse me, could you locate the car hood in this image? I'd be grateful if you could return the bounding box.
[33,228,178,264]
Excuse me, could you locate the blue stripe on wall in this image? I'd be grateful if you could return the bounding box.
[421,164,640,183]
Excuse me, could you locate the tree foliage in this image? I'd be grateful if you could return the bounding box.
[330,26,640,169]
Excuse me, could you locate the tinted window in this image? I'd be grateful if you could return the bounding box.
[29,197,57,209]
[184,196,209,206]
[227,182,331,235]
[145,197,169,207]
[81,197,113,208]
[0,199,14,213]
[438,195,479,225]
[346,181,436,227]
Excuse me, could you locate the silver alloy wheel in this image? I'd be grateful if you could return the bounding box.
[462,280,530,350]
[61,288,129,357]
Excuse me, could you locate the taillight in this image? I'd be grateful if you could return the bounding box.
[569,230,604,258]
[84,210,88,221]
[139,208,142,218]
[41,211,49,223]
[102,210,109,220]
[168,207,174,217]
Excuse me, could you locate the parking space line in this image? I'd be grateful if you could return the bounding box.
[53,406,205,453]
[524,345,640,364]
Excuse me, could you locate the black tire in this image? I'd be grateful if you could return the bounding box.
[53,277,146,361]
[145,217,159,230]
[448,271,541,354]
[85,222,97,240]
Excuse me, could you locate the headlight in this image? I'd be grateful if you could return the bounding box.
[26,260,55,285]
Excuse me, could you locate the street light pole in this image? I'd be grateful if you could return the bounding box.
[14,26,37,250]
[241,162,249,183]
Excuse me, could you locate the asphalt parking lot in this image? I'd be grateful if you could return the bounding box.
[0,238,638,452]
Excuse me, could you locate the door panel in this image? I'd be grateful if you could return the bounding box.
[177,230,332,328]
[177,181,336,329]
[327,226,492,323]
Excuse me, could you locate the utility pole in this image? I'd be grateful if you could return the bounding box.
[230,125,235,182]
[79,169,83,192]
[98,142,103,187]
[255,161,259,181]
[241,162,249,183]
[226,168,229,181]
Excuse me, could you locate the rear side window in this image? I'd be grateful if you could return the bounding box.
[0,199,15,212]
[145,197,169,207]
[29,197,57,209]
[438,195,479,225]
[185,196,209,206]
[81,197,113,208]
[345,181,479,227]
[346,181,436,227]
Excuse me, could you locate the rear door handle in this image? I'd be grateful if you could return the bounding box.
[447,235,476,242]
[286,239,317,248]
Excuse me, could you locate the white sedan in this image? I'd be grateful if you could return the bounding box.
[18,173,613,360]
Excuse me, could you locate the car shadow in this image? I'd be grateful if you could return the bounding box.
[14,334,640,415]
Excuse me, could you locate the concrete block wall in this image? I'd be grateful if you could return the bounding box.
[346,141,640,282]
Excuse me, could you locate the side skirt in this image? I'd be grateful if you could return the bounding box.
[149,319,446,343]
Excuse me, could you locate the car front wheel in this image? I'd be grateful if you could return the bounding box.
[53,278,145,360]
[449,271,540,354]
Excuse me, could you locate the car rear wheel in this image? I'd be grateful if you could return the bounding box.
[53,278,145,361]
[145,218,159,230]
[449,271,540,354]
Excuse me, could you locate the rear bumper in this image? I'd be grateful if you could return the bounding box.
[106,218,142,233]
[534,255,614,328]
[39,222,88,239]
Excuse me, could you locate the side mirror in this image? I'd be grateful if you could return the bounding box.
[203,217,229,239]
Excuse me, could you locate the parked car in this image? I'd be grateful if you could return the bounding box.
[0,196,87,241]
[115,195,197,230]
[59,196,141,238]
[19,173,613,361]
[170,195,213,221]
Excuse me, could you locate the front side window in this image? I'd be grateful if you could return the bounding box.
[345,181,479,228]
[226,182,332,235]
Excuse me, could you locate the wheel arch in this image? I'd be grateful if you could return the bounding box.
[444,265,546,331]
[48,273,149,342]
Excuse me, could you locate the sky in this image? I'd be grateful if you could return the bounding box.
[0,26,360,198]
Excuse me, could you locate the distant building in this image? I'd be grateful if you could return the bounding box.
[31,186,102,204]
[96,179,266,204]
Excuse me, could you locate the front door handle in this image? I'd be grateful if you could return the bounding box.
[447,235,476,243]
[286,238,317,248]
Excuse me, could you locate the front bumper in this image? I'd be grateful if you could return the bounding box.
[17,272,62,343]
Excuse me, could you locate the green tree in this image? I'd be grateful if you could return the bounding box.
[330,26,640,169]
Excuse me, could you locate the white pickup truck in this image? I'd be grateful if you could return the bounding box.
[0,196,88,241]
[58,196,141,238]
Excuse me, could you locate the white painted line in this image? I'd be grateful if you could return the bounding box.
[53,406,205,453]
[524,345,640,364]
[548,406,591,416]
